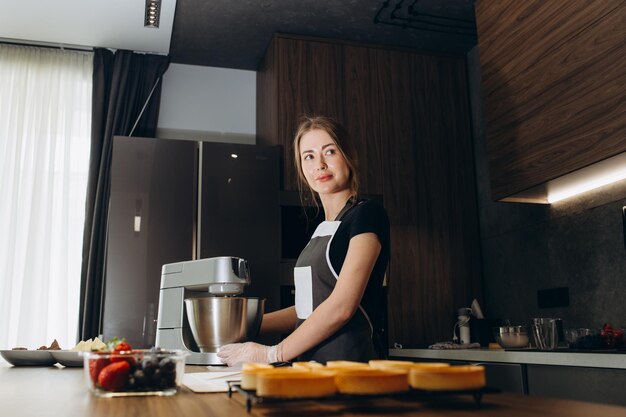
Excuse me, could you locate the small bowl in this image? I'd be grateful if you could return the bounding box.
[51,350,84,367]
[83,349,187,397]
[0,349,56,366]
[493,326,530,349]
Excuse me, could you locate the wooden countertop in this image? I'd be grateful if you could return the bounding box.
[2,363,626,417]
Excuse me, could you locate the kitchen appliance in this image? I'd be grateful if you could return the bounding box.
[493,326,530,348]
[532,318,564,350]
[155,256,265,365]
[453,307,472,344]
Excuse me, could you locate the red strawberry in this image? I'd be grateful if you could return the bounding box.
[113,341,132,352]
[98,361,131,391]
[111,341,136,366]
[89,358,111,384]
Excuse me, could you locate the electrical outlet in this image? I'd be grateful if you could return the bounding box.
[537,287,569,308]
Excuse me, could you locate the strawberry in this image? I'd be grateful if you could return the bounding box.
[111,341,136,366]
[98,361,131,391]
[89,358,111,384]
[113,341,132,353]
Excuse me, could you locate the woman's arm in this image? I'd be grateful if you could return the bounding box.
[259,305,297,335]
[278,232,381,361]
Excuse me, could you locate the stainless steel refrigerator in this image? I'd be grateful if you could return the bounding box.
[103,136,280,348]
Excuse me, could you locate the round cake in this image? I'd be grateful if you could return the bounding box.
[325,360,370,369]
[240,363,274,390]
[291,361,325,370]
[369,360,450,371]
[255,369,337,398]
[333,368,409,395]
[409,365,486,391]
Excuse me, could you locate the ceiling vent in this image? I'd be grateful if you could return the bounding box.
[374,0,476,37]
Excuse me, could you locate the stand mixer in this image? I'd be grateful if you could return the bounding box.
[156,256,265,365]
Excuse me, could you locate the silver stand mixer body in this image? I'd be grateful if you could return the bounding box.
[155,256,263,365]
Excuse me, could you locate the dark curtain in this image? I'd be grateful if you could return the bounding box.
[78,48,170,341]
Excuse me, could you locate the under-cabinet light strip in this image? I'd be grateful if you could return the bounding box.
[547,152,626,203]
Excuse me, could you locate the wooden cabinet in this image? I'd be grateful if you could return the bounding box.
[475,0,626,202]
[257,34,482,348]
[527,365,626,406]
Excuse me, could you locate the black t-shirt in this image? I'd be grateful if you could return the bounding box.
[329,198,390,341]
[328,198,390,288]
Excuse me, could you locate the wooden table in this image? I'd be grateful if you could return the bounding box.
[2,363,625,417]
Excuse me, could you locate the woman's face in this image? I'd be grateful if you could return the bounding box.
[299,129,351,196]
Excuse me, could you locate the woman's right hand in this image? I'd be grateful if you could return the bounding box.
[217,342,282,366]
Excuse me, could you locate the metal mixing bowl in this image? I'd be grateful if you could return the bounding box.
[493,326,530,349]
[184,296,265,352]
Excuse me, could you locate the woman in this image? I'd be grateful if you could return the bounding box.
[217,116,390,365]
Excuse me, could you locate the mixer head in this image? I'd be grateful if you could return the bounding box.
[206,256,251,295]
[160,256,251,295]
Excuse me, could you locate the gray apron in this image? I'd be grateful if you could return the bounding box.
[294,200,378,363]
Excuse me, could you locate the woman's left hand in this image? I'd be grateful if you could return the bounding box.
[217,342,279,366]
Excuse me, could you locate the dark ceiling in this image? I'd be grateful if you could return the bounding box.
[170,0,477,70]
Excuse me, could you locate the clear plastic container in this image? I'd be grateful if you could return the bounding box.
[83,349,187,397]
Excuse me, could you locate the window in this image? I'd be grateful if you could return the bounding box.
[0,44,93,350]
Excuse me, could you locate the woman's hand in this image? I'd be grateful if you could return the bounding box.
[217,342,281,366]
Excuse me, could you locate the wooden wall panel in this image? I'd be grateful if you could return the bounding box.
[257,39,278,146]
[384,52,482,347]
[275,38,345,191]
[343,46,384,195]
[376,49,423,345]
[257,34,482,348]
[258,36,344,191]
[475,0,626,201]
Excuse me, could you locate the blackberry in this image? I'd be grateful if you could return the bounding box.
[133,369,146,389]
[141,358,158,377]
[159,358,175,374]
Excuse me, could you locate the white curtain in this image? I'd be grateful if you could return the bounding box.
[0,44,93,351]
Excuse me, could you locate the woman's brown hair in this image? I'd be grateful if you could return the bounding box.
[292,116,360,204]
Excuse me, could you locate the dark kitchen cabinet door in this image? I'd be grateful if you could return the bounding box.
[104,136,196,348]
[527,365,626,406]
[199,143,281,316]
[382,51,483,348]
[257,34,482,348]
[475,0,626,202]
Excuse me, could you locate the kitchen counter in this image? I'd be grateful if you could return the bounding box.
[389,348,626,369]
[2,363,626,417]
